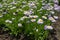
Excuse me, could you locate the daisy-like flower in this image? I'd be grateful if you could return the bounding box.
[19,16,29,21]
[9,21,12,23]
[24,11,32,15]
[44,25,53,30]
[19,17,24,21]
[53,0,58,4]
[53,16,58,19]
[23,16,29,19]
[18,23,22,27]
[42,16,47,19]
[45,14,48,15]
[48,17,56,22]
[47,5,53,10]
[22,5,27,8]
[13,12,17,15]
[12,18,15,20]
[36,29,38,32]
[5,20,12,23]
[29,15,38,18]
[5,20,9,23]
[17,9,23,12]
[43,4,53,10]
[50,11,55,14]
[54,4,60,11]
[28,2,37,8]
[37,19,44,24]
[31,19,36,22]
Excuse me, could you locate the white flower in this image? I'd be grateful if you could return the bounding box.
[36,29,38,32]
[22,5,27,8]
[43,4,53,10]
[18,23,22,27]
[19,16,28,21]
[48,17,56,22]
[37,19,44,24]
[5,20,9,23]
[53,0,58,4]
[47,6,53,10]
[50,11,55,14]
[45,14,48,15]
[52,20,56,22]
[17,9,23,12]
[9,21,12,23]
[5,20,12,23]
[23,16,29,19]
[24,11,32,15]
[53,16,58,19]
[31,19,36,22]
[12,18,15,20]
[42,16,47,19]
[44,25,53,30]
[29,15,38,18]
[28,2,35,7]
[13,13,16,15]
[54,4,60,11]
[19,18,24,21]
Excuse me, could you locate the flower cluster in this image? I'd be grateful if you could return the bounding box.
[0,0,59,40]
[54,0,60,11]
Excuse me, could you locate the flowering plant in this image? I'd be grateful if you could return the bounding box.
[0,0,58,40]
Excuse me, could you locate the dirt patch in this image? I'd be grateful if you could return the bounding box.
[47,12,60,40]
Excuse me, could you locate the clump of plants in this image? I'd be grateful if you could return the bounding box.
[0,0,58,40]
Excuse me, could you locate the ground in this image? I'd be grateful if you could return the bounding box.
[47,12,60,40]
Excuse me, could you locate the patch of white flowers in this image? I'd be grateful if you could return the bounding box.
[0,0,59,31]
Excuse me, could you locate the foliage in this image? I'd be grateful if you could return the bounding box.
[0,0,57,40]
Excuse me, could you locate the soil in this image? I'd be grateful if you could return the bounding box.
[47,12,60,40]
